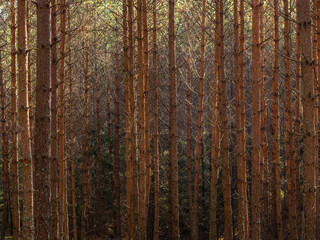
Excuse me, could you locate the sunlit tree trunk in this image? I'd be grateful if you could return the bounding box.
[18,0,34,238]
[10,0,20,238]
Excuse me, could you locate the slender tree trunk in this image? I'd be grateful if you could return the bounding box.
[0,50,9,240]
[10,0,20,238]
[259,3,268,239]
[168,1,180,239]
[152,1,159,239]
[114,23,122,237]
[298,0,316,238]
[18,0,34,238]
[217,0,233,238]
[81,5,90,239]
[191,1,206,239]
[234,0,246,237]
[126,0,138,238]
[58,0,67,238]
[284,0,298,238]
[67,5,77,239]
[34,0,51,238]
[240,0,248,237]
[272,0,282,238]
[251,0,261,237]
[313,0,320,237]
[50,0,59,238]
[142,1,151,220]
[209,4,219,238]
[137,0,146,237]
[294,3,302,238]
[185,0,193,230]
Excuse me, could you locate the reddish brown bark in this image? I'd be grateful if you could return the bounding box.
[0,50,9,240]
[10,0,20,238]
[168,0,180,239]
[251,0,261,237]
[272,0,282,238]
[50,0,59,238]
[240,0,248,237]
[284,0,298,238]
[298,0,316,237]
[34,0,51,238]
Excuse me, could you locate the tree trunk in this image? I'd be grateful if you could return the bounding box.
[168,0,180,239]
[34,0,51,238]
[191,1,206,239]
[81,5,90,239]
[218,0,233,238]
[272,0,282,238]
[209,3,219,238]
[298,0,316,238]
[284,0,298,238]
[240,0,249,237]
[0,50,9,240]
[58,0,67,237]
[114,23,121,237]
[67,5,77,239]
[251,0,261,237]
[185,0,193,231]
[10,0,20,238]
[50,0,59,238]
[152,1,159,239]
[18,0,34,238]
[294,3,302,238]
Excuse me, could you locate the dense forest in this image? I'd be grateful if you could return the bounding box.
[0,0,318,239]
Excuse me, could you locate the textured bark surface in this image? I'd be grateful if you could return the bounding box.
[251,0,261,238]
[299,0,316,238]
[0,50,9,240]
[50,0,59,238]
[18,0,34,239]
[34,0,51,238]
[168,1,180,239]
[10,0,20,238]
[272,0,282,238]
